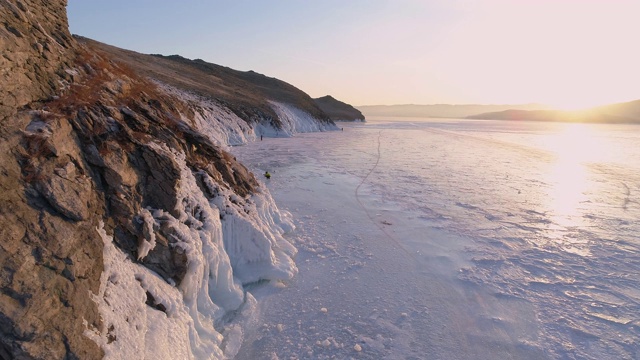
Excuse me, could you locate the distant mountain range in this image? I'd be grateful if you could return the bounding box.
[468,99,640,124]
[358,100,640,124]
[357,103,551,119]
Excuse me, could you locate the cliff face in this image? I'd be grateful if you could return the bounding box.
[0,1,104,358]
[0,0,75,120]
[0,1,321,359]
[314,95,365,122]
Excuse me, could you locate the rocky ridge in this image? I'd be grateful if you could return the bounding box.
[0,1,337,359]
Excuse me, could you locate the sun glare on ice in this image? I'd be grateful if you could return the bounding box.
[544,124,605,232]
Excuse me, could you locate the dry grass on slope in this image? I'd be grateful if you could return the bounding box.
[75,36,330,127]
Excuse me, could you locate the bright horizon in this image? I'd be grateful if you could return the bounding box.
[67,0,640,110]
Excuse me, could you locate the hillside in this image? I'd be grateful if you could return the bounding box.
[357,103,551,119]
[0,1,339,359]
[467,99,640,123]
[314,95,365,121]
[76,37,333,130]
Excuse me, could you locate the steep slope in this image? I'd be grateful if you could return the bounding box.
[76,37,336,134]
[314,95,365,121]
[0,0,75,121]
[0,1,317,359]
[0,1,103,358]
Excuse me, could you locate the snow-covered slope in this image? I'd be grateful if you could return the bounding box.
[80,64,334,360]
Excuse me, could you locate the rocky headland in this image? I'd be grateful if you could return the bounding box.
[0,1,347,358]
[314,95,365,122]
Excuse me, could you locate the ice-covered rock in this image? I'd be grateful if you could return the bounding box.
[87,142,297,359]
[158,83,257,147]
[256,101,339,137]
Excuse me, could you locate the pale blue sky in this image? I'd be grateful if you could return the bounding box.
[67,1,640,108]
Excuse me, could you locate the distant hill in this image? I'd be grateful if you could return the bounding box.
[468,99,640,124]
[314,95,365,121]
[357,103,551,119]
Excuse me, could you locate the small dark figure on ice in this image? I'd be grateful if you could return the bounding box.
[264,171,271,179]
[261,135,263,141]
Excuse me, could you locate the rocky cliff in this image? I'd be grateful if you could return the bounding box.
[0,1,329,359]
[314,95,365,122]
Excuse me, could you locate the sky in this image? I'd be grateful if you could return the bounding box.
[67,0,640,109]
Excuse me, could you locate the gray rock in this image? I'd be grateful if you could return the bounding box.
[35,162,91,221]
[0,1,104,359]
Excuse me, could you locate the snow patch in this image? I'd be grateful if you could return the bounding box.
[88,222,218,359]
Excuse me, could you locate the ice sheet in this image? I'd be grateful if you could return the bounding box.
[232,119,640,359]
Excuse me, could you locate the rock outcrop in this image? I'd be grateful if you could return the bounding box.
[0,1,323,359]
[314,95,365,122]
[0,0,75,121]
[0,1,103,358]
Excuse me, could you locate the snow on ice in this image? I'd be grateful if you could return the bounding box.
[231,119,640,360]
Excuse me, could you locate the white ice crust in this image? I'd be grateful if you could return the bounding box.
[257,101,339,137]
[158,82,338,146]
[157,83,257,148]
[84,84,335,357]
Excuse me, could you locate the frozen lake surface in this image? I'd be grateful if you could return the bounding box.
[231,118,640,359]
